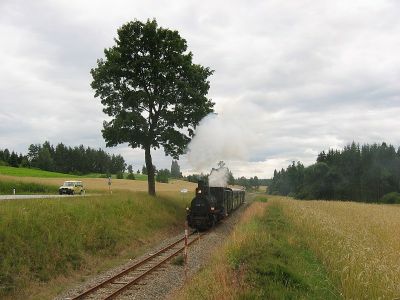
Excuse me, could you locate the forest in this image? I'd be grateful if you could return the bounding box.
[268,142,400,203]
[0,141,126,175]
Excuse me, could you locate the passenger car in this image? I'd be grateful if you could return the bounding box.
[58,180,84,195]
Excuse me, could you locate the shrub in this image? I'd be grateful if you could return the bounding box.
[127,173,135,180]
[381,192,400,204]
[116,172,124,179]
[156,169,170,183]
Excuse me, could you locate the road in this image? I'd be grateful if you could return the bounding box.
[0,194,86,201]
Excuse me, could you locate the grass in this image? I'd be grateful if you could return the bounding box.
[0,166,74,178]
[279,196,400,299]
[0,191,187,299]
[177,195,339,299]
[0,179,58,195]
[0,166,149,180]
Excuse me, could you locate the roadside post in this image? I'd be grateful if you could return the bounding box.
[108,177,112,194]
[184,220,188,279]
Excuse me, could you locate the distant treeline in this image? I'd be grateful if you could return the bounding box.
[0,141,126,175]
[268,142,400,203]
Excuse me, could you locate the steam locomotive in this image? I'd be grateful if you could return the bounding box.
[186,180,245,230]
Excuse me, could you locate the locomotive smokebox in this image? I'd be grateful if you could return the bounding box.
[196,180,209,195]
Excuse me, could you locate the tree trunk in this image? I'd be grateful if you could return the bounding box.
[145,145,156,196]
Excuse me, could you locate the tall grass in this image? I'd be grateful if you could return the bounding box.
[0,191,186,298]
[0,179,58,195]
[177,197,338,299]
[278,196,400,299]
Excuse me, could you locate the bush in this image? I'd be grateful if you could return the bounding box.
[381,192,400,204]
[127,173,135,180]
[156,169,170,183]
[116,172,124,179]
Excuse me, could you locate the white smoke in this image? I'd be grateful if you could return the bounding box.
[187,112,257,171]
[208,167,229,187]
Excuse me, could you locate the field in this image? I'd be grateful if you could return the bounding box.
[0,166,148,180]
[0,166,76,178]
[280,196,400,299]
[177,195,400,299]
[0,174,195,194]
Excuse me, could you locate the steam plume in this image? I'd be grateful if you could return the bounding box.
[187,113,256,171]
[208,167,229,187]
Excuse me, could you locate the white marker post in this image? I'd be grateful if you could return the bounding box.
[180,188,188,202]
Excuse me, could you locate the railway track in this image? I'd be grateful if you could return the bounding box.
[71,231,203,300]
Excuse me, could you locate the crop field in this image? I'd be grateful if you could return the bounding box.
[177,195,400,299]
[279,196,400,299]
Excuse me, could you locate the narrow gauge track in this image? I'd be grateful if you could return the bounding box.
[71,231,203,300]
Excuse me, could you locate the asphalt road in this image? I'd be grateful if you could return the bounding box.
[0,194,86,201]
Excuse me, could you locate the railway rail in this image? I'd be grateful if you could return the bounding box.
[71,231,203,300]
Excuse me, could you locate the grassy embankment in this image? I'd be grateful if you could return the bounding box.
[0,190,192,299]
[178,195,400,299]
[178,196,338,299]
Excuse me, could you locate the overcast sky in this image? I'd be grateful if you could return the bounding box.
[1,0,399,178]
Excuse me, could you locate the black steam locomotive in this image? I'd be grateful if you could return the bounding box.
[186,181,245,230]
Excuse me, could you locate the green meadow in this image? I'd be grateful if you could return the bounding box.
[0,166,148,180]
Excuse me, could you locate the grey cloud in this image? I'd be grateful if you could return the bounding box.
[1,0,400,178]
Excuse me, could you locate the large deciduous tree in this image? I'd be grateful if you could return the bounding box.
[91,19,214,195]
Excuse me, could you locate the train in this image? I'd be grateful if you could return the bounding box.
[186,180,245,230]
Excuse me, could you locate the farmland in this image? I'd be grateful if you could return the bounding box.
[281,197,400,299]
[0,165,193,195]
[177,196,400,299]
[0,165,148,180]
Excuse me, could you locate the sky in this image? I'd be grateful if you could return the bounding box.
[0,0,399,178]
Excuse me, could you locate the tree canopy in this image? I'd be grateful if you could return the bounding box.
[268,142,400,203]
[0,141,126,175]
[91,19,214,195]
